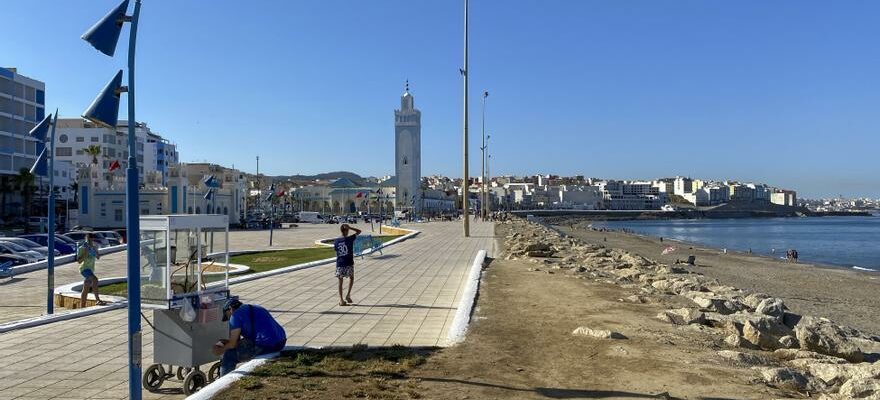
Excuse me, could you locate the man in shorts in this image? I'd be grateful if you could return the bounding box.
[334,224,361,306]
[78,233,106,307]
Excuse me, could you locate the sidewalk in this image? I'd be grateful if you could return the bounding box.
[0,221,495,399]
[0,224,374,325]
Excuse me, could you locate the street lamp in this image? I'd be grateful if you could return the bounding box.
[81,1,144,398]
[461,0,470,237]
[29,111,58,314]
[480,90,488,220]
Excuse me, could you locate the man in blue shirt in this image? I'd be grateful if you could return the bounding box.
[334,224,361,306]
[212,297,287,376]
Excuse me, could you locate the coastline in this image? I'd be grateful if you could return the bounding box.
[554,223,880,336]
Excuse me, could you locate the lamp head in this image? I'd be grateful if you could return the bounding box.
[29,113,53,142]
[204,188,214,201]
[82,70,124,129]
[81,0,130,57]
[30,147,48,176]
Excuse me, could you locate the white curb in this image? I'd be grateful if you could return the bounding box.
[0,302,126,333]
[446,249,488,345]
[184,351,280,400]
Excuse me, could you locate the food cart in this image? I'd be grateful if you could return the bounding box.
[138,215,231,395]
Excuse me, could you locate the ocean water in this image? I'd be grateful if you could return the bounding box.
[596,216,880,272]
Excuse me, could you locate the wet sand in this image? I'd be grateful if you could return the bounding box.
[556,224,880,336]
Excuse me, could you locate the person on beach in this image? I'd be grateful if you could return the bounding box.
[792,249,799,263]
[213,297,286,376]
[77,233,106,307]
[334,223,362,306]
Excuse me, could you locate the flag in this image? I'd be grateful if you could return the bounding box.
[356,192,364,198]
[108,159,121,172]
[277,190,285,197]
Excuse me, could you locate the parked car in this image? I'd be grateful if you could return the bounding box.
[3,237,61,257]
[0,242,44,263]
[0,254,30,266]
[64,231,110,248]
[56,234,79,247]
[18,234,77,255]
[93,231,124,246]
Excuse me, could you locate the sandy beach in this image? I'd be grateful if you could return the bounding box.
[555,222,880,336]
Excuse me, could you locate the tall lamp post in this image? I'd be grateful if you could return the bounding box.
[29,111,58,314]
[81,1,143,397]
[486,133,491,217]
[480,91,488,219]
[461,0,470,237]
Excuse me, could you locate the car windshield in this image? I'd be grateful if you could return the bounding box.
[1,241,30,252]
[13,239,40,248]
[56,236,75,244]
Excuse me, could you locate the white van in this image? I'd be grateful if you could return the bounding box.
[297,212,323,224]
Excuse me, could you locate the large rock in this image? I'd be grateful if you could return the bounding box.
[795,316,865,363]
[572,326,626,339]
[758,367,811,392]
[717,350,767,365]
[657,308,706,326]
[838,377,880,399]
[709,312,793,351]
[525,243,552,252]
[755,297,786,319]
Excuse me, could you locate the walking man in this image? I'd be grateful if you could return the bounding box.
[78,233,106,307]
[334,223,361,306]
[213,297,286,376]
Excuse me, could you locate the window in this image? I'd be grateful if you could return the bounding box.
[114,209,123,221]
[90,137,98,142]
[76,136,85,142]
[59,134,68,143]
[75,149,84,155]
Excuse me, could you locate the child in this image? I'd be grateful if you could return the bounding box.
[78,233,106,307]
[334,224,361,306]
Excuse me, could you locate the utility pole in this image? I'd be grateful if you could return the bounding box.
[481,91,488,219]
[462,0,470,237]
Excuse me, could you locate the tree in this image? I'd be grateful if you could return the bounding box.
[85,145,101,165]
[0,177,12,220]
[12,168,36,228]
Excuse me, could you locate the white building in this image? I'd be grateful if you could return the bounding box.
[771,190,797,207]
[673,176,693,196]
[54,118,179,188]
[558,185,602,209]
[394,82,421,212]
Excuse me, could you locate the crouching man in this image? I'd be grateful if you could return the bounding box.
[213,297,287,376]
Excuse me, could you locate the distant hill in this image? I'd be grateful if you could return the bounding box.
[273,171,364,183]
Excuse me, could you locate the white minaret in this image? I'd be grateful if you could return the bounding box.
[395,81,421,213]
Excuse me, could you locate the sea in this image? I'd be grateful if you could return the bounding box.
[595,216,880,272]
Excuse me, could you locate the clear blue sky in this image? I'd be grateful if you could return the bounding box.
[3,1,879,198]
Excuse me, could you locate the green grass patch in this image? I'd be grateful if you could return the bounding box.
[216,344,434,399]
[99,235,402,298]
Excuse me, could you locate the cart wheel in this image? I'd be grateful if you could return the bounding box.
[183,370,207,395]
[176,366,192,380]
[162,365,175,379]
[208,362,221,382]
[142,364,164,392]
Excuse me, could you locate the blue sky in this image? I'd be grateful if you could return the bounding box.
[3,1,880,198]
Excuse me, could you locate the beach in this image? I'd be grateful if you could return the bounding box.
[556,222,880,336]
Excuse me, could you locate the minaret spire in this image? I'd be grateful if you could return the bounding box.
[405,79,409,94]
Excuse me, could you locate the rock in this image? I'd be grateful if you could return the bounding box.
[657,308,706,326]
[575,266,587,273]
[687,293,743,315]
[755,297,786,319]
[758,367,811,392]
[622,295,648,304]
[742,293,771,310]
[724,334,742,347]
[572,326,626,339]
[773,349,848,363]
[525,243,551,252]
[717,350,767,365]
[743,319,778,350]
[795,316,865,363]
[778,335,798,349]
[651,279,674,292]
[838,378,880,399]
[527,249,555,258]
[782,312,803,330]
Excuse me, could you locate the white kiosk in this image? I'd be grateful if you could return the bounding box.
[138,215,232,395]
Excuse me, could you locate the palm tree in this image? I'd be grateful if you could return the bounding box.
[12,168,36,230]
[85,145,101,165]
[70,181,79,204]
[0,177,12,221]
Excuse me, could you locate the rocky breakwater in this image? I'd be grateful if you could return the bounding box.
[501,218,880,399]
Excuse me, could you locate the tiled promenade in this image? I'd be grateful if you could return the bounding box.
[0,221,495,399]
[0,223,376,325]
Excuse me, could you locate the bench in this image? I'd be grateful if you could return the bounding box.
[353,235,383,258]
[0,261,15,279]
